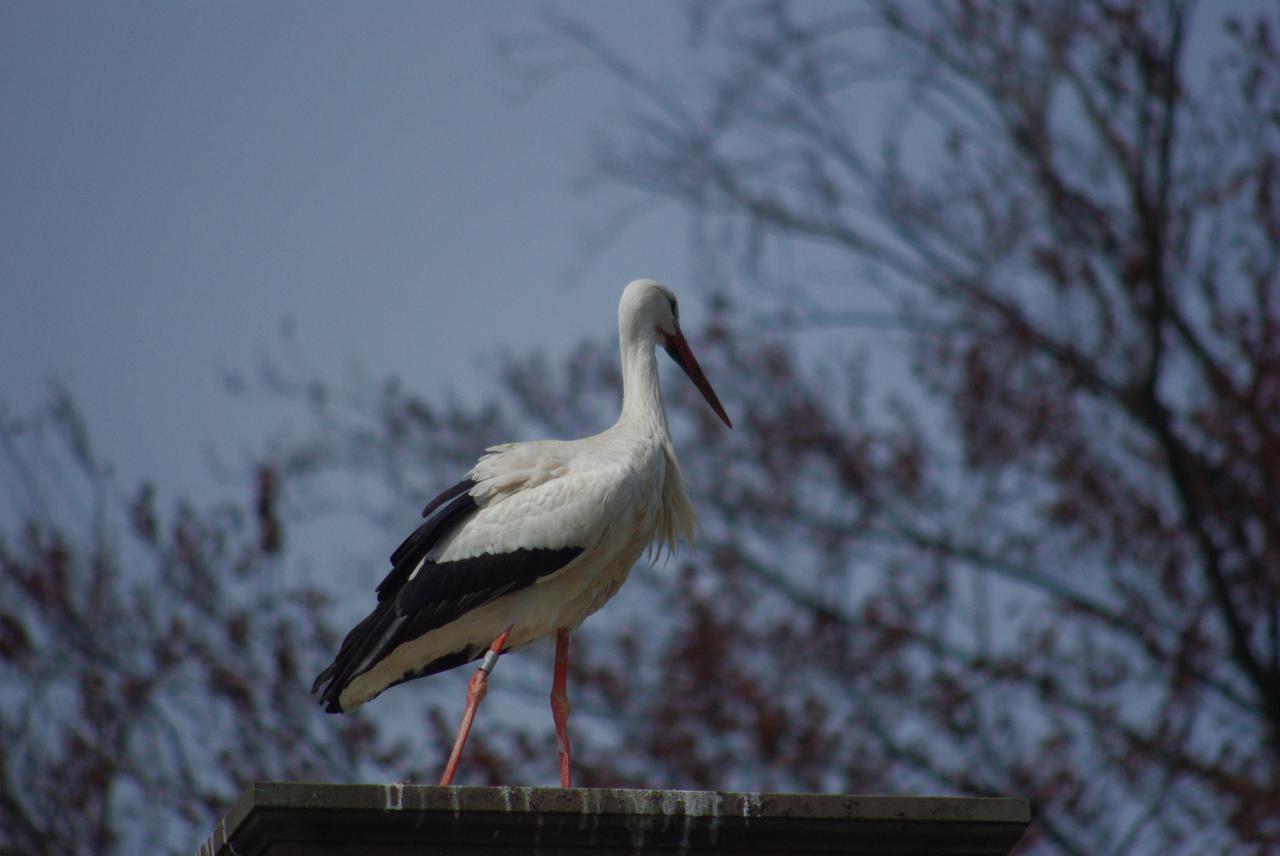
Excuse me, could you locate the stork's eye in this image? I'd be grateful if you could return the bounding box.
[667,297,679,325]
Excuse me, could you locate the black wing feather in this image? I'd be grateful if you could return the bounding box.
[313,547,581,712]
[381,485,478,602]
[419,477,475,519]
[311,478,477,700]
[311,476,584,713]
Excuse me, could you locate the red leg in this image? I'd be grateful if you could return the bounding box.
[439,626,512,786]
[550,628,573,787]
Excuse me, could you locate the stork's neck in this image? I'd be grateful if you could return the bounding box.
[617,327,670,436]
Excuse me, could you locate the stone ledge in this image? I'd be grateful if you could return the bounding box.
[196,782,1031,855]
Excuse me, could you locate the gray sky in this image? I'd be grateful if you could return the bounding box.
[4,0,1254,507]
[1,2,694,503]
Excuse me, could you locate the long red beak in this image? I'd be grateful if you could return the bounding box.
[663,329,732,428]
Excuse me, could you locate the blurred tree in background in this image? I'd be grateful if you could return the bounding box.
[2,2,1277,854]
[522,3,1276,852]
[0,390,393,856]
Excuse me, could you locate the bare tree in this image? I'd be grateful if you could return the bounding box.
[0,388,393,856]
[506,2,1279,853]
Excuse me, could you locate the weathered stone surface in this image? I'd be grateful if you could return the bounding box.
[195,782,1030,855]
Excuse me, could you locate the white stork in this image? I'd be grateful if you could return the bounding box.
[312,279,732,787]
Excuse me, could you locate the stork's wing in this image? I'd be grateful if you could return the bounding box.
[374,478,477,604]
[311,459,588,713]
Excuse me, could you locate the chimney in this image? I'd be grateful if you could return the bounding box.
[196,783,1030,854]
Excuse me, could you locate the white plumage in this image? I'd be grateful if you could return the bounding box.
[312,278,731,786]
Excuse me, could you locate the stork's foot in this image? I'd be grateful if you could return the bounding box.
[439,626,512,786]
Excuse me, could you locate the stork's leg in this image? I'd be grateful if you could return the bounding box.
[439,625,512,786]
[550,628,573,787]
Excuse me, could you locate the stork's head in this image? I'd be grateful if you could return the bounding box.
[620,279,732,428]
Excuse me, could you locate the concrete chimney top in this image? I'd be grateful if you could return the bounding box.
[196,782,1030,854]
